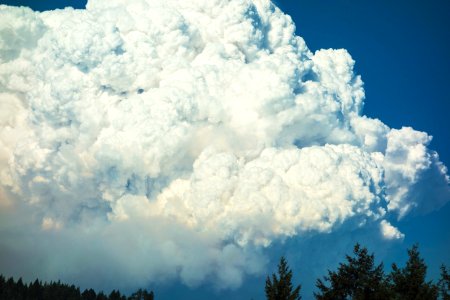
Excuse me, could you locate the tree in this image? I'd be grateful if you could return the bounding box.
[439,264,450,300]
[0,274,156,300]
[96,291,108,300]
[265,256,301,300]
[108,289,125,300]
[28,279,43,300]
[438,264,449,300]
[81,288,97,300]
[389,244,438,300]
[315,243,390,300]
[129,288,154,300]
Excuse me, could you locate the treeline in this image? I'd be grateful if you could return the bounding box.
[0,276,154,300]
[1,243,449,300]
[266,243,450,300]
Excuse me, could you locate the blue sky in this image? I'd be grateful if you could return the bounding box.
[276,0,450,282]
[276,0,450,165]
[1,0,449,299]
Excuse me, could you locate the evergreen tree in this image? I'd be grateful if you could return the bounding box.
[81,288,97,300]
[28,279,43,300]
[314,243,390,300]
[96,291,108,300]
[108,289,125,300]
[4,277,16,300]
[0,276,4,299]
[0,275,155,300]
[265,256,301,300]
[438,265,449,300]
[129,288,154,300]
[389,244,438,300]
[16,278,26,299]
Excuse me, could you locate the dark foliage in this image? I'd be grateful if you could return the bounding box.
[0,275,154,300]
[128,289,154,300]
[439,265,450,300]
[265,256,301,300]
[389,244,438,300]
[314,243,390,300]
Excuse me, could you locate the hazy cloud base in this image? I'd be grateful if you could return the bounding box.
[0,0,449,292]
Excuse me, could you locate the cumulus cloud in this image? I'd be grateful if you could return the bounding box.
[380,220,404,240]
[0,0,449,291]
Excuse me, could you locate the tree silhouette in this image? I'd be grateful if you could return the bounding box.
[81,288,97,300]
[129,288,154,300]
[315,243,390,300]
[439,265,450,300]
[265,256,301,300]
[389,244,437,300]
[0,275,155,300]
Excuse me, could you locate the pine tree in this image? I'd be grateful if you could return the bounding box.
[28,279,43,300]
[129,288,154,300]
[108,289,125,300]
[389,244,438,300]
[81,288,97,300]
[0,275,156,300]
[314,243,390,300]
[438,264,449,300]
[265,256,301,300]
[15,277,26,299]
[0,276,4,299]
[96,291,108,300]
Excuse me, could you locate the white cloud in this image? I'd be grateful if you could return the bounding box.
[380,220,404,240]
[0,0,448,291]
[383,127,450,217]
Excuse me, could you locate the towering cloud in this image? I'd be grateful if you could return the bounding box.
[0,0,448,291]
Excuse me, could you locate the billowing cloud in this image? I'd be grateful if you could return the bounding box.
[0,0,449,292]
